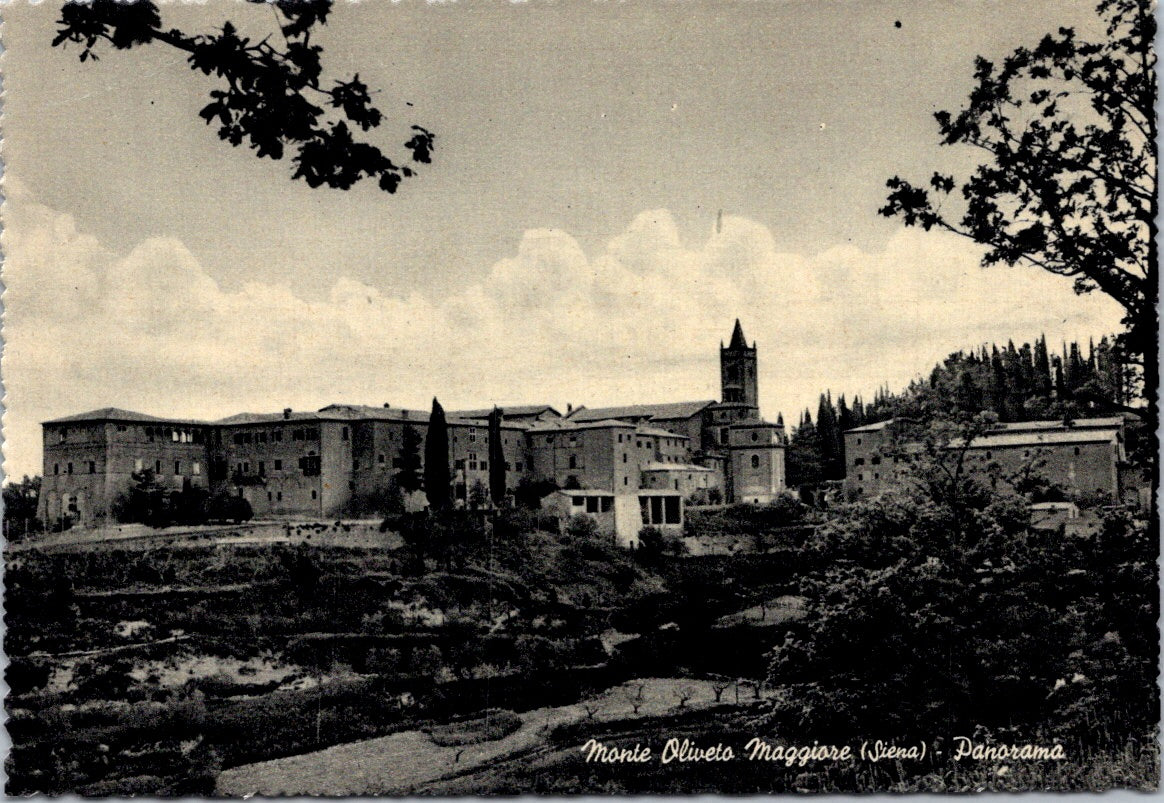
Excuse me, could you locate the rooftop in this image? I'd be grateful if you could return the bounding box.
[641,462,714,472]
[43,407,209,426]
[843,416,1125,436]
[449,405,562,420]
[567,400,716,422]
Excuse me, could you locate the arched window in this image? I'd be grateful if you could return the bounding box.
[751,454,760,469]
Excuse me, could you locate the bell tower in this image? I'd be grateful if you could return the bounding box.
[720,319,759,412]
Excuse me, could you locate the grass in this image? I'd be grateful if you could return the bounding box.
[424,709,522,746]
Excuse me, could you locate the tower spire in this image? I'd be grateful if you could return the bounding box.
[729,319,748,350]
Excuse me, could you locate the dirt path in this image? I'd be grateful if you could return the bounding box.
[216,701,584,796]
[215,677,734,796]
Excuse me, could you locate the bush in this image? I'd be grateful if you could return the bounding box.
[207,493,253,523]
[565,514,599,540]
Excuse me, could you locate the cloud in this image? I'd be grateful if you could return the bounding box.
[2,186,1125,480]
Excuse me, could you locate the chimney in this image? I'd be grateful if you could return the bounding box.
[402,410,409,420]
[283,408,292,420]
[567,403,573,414]
[383,402,391,408]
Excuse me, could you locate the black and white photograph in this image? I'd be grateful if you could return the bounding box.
[1,0,1158,794]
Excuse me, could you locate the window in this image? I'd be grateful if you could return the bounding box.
[117,424,127,432]
[572,496,584,506]
[155,460,162,474]
[469,429,476,443]
[293,429,304,441]
[515,462,523,472]
[277,492,282,501]
[146,427,155,442]
[234,433,245,445]
[600,498,612,513]
[623,453,628,463]
[624,477,629,486]
[985,451,992,459]
[871,456,881,465]
[568,455,577,469]
[67,462,74,475]
[342,426,349,441]
[299,455,321,476]
[857,437,862,445]
[480,461,488,470]
[258,431,267,444]
[243,462,250,474]
[468,452,478,471]
[311,489,318,499]
[174,461,181,475]
[586,497,600,513]
[1074,446,1081,456]
[268,492,273,501]
[193,462,201,475]
[546,435,554,444]
[751,431,759,442]
[53,463,59,475]
[857,473,864,481]
[258,461,265,476]
[59,429,68,443]
[874,473,880,480]
[305,428,320,441]
[274,459,282,471]
[378,454,385,464]
[89,461,96,474]
[751,455,760,469]
[665,496,680,524]
[854,457,865,466]
[273,430,283,442]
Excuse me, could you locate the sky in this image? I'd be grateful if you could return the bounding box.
[1,0,1126,481]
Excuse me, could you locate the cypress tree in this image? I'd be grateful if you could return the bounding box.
[816,393,842,481]
[1034,335,1052,397]
[396,424,424,493]
[487,407,506,506]
[425,398,451,510]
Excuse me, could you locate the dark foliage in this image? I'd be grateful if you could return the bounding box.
[880,0,1155,427]
[424,398,451,511]
[52,0,434,194]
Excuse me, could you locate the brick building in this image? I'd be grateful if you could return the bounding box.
[842,416,1129,501]
[38,321,788,531]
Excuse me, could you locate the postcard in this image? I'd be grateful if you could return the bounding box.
[2,0,1157,795]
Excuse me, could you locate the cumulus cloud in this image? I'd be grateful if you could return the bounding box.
[2,185,1125,480]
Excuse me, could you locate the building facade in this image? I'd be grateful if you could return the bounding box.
[38,321,788,531]
[842,417,1128,501]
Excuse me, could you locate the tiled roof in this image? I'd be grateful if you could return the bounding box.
[43,408,208,426]
[844,419,894,434]
[845,416,1124,436]
[635,426,690,440]
[964,429,1121,449]
[641,462,714,472]
[216,411,328,425]
[567,400,716,422]
[527,418,636,433]
[450,405,561,419]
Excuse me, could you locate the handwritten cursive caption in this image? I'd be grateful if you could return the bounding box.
[580,737,1067,766]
